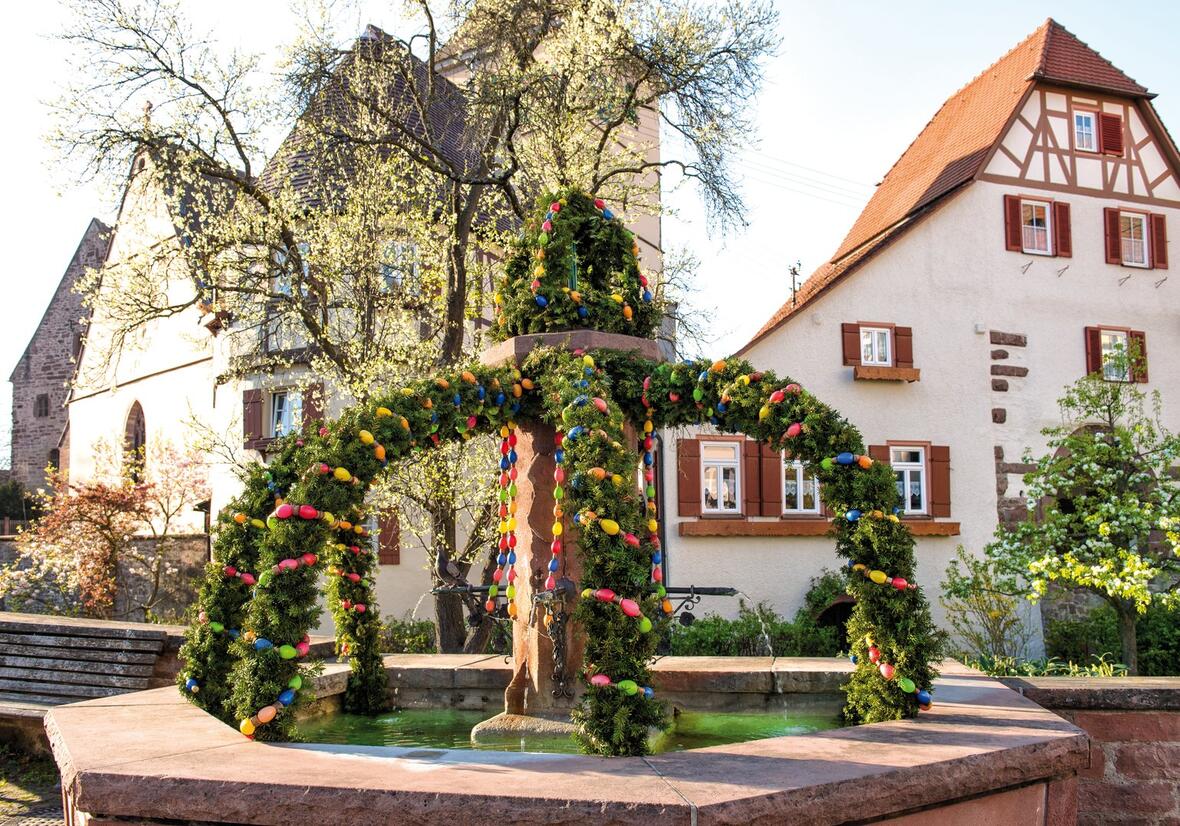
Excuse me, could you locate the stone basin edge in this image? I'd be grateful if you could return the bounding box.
[45,658,1088,826]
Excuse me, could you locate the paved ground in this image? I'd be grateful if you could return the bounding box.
[0,746,61,825]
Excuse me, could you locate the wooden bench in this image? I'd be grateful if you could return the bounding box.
[0,612,170,707]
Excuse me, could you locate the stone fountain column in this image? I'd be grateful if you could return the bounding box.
[473,331,664,737]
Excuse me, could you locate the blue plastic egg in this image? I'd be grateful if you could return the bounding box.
[453,393,462,406]
[278,689,296,706]
[643,686,654,699]
[477,386,486,401]
[836,452,855,465]
[602,208,614,220]
[652,552,662,564]
[846,509,862,522]
[499,456,510,470]
[548,559,559,572]
[507,552,517,565]
[535,295,548,307]
[642,290,653,302]
[577,307,589,318]
[254,638,273,651]
[849,654,858,664]
[555,449,565,463]
[917,689,932,705]
[508,449,518,463]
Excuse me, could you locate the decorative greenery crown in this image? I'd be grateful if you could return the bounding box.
[493,188,659,339]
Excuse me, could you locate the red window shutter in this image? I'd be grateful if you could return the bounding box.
[303,382,325,423]
[1099,113,1124,156]
[1130,331,1148,383]
[929,445,951,518]
[893,327,914,368]
[841,323,861,366]
[242,389,263,448]
[758,443,782,517]
[742,439,761,517]
[1104,209,1122,265]
[378,510,400,565]
[868,444,890,464]
[1084,327,1103,375]
[1052,202,1072,258]
[1003,195,1023,251]
[676,437,701,517]
[1150,214,1168,269]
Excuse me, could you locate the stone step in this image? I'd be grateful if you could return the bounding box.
[0,653,155,679]
[0,642,158,666]
[0,679,127,700]
[0,631,163,653]
[0,613,169,641]
[0,667,149,691]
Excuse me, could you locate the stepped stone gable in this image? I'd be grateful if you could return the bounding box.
[9,219,111,489]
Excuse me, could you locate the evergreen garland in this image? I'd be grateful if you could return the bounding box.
[181,187,942,751]
[494,189,660,339]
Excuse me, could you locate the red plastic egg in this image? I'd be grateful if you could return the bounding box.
[299,505,318,520]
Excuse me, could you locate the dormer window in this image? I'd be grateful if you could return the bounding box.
[1073,111,1098,152]
[1021,200,1052,254]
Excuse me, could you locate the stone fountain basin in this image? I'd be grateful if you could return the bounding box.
[47,657,1086,825]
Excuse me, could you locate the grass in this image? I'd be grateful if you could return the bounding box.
[0,745,60,817]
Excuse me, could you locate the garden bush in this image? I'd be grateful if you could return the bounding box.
[667,572,844,657]
[378,616,436,654]
[1045,603,1180,676]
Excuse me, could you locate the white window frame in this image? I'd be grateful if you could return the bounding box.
[781,458,821,515]
[1073,111,1098,153]
[1021,199,1053,255]
[700,440,741,515]
[890,446,927,516]
[860,326,892,367]
[1099,329,1131,382]
[270,390,303,438]
[380,240,419,291]
[1119,211,1150,268]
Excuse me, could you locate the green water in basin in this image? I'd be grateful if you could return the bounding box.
[297,696,843,755]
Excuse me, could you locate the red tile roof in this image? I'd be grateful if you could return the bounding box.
[740,20,1152,354]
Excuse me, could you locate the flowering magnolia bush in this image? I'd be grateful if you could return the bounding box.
[0,440,209,619]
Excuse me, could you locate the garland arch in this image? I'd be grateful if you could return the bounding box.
[180,189,943,755]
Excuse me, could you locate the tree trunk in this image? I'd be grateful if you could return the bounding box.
[1115,601,1139,675]
[430,502,470,653]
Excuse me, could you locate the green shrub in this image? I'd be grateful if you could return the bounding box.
[378,616,436,654]
[1045,602,1180,676]
[963,653,1127,678]
[667,572,844,657]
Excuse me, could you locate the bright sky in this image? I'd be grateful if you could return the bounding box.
[3,1,1179,452]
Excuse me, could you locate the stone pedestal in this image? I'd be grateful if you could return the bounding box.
[474,332,662,733]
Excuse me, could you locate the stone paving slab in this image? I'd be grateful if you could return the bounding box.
[1001,675,1180,710]
[45,658,1087,825]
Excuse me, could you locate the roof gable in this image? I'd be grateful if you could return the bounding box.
[741,19,1155,354]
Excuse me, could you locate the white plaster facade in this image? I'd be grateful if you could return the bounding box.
[662,88,1180,645]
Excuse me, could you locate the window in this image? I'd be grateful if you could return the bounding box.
[1021,200,1052,254]
[270,390,302,437]
[33,394,49,418]
[272,242,311,296]
[1074,111,1097,152]
[380,241,418,291]
[860,327,891,367]
[1119,212,1149,267]
[782,459,821,515]
[1100,329,1131,381]
[701,441,740,514]
[890,446,926,515]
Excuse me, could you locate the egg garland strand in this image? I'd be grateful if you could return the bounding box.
[543,429,566,593]
[487,422,521,617]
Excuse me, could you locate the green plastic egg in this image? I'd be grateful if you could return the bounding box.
[279,644,297,659]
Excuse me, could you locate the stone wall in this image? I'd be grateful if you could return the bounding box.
[1002,676,1180,825]
[9,219,110,490]
[114,534,208,622]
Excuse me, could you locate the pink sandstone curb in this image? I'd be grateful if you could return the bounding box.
[46,659,1087,825]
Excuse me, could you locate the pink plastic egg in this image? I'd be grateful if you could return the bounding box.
[224,565,237,577]
[240,573,256,586]
[355,603,367,613]
[594,588,616,602]
[880,663,896,680]
[592,397,608,413]
[619,599,641,617]
[279,559,298,571]
[301,553,318,566]
[295,642,310,657]
[275,503,294,519]
[785,423,802,438]
[591,674,611,687]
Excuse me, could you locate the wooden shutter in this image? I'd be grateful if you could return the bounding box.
[303,382,325,424]
[1053,202,1072,258]
[1099,113,1124,156]
[841,323,861,365]
[1003,195,1023,251]
[758,443,782,517]
[1130,330,1148,383]
[893,327,914,368]
[1104,208,1122,265]
[378,510,400,565]
[242,389,263,448]
[1150,214,1168,269]
[1084,327,1103,375]
[676,437,701,517]
[929,445,951,518]
[742,440,761,517]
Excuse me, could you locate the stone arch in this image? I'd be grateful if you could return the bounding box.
[124,401,146,480]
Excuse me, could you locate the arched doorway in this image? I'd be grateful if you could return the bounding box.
[124,401,146,481]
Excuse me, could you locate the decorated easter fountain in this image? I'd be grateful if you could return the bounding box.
[177,188,943,756]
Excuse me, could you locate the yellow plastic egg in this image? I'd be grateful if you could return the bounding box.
[552,522,563,536]
[239,718,255,736]
[376,407,393,418]
[333,467,352,482]
[610,293,623,303]
[359,430,374,445]
[583,355,595,368]
[599,519,620,536]
[869,570,887,585]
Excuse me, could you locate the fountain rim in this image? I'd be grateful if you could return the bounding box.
[46,658,1087,825]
